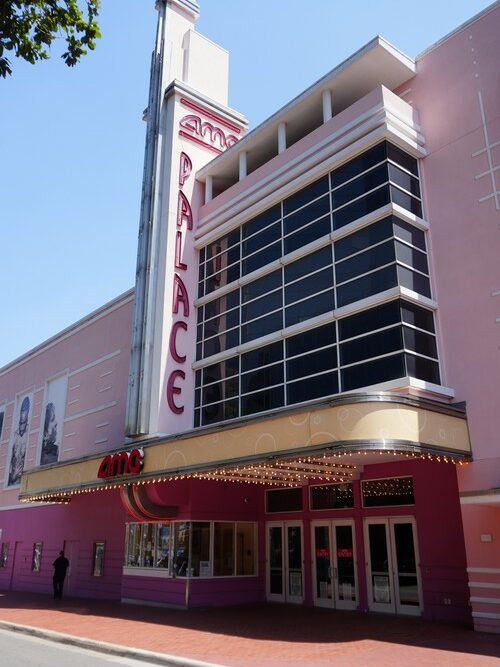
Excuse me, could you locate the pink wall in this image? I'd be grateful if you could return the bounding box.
[397,7,500,484]
[0,491,128,599]
[0,291,134,508]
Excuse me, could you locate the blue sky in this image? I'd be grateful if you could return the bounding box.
[0,0,493,368]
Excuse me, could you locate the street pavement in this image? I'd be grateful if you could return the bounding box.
[0,590,499,666]
[0,628,195,667]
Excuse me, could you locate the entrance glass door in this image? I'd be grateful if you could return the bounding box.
[312,520,357,609]
[267,522,303,603]
[364,517,421,615]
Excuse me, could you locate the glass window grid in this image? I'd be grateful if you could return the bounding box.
[200,219,429,352]
[124,521,256,578]
[195,299,439,427]
[196,146,430,425]
[198,143,422,300]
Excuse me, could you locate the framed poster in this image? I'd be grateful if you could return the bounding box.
[40,374,68,466]
[92,542,105,577]
[7,392,33,487]
[31,542,42,572]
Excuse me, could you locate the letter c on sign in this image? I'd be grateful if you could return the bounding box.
[128,449,144,474]
[169,321,188,363]
[167,370,185,414]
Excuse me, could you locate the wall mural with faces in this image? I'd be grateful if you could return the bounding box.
[40,374,68,466]
[7,392,33,487]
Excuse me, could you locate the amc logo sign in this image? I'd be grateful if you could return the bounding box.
[97,448,144,479]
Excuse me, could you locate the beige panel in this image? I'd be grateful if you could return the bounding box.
[20,399,470,498]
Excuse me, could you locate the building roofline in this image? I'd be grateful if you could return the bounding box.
[197,35,415,180]
[0,288,135,376]
[417,1,499,59]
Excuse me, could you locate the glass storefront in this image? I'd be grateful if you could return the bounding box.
[124,520,256,578]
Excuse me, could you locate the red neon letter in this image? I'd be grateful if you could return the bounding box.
[172,273,189,317]
[97,455,111,479]
[169,321,188,363]
[179,152,192,187]
[167,370,185,414]
[177,191,193,230]
[128,449,144,474]
[175,230,187,270]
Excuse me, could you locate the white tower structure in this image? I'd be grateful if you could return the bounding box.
[126,0,247,437]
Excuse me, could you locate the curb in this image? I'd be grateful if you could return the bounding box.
[0,620,225,667]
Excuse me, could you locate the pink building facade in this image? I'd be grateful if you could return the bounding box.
[0,0,498,633]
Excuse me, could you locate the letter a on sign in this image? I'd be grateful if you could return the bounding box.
[177,191,193,230]
[172,274,189,317]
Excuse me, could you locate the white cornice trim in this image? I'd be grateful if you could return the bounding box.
[195,102,424,245]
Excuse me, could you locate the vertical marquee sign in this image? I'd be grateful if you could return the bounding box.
[126,0,247,438]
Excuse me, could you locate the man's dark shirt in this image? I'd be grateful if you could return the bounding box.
[53,556,69,579]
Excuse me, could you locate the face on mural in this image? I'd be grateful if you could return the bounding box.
[18,407,29,436]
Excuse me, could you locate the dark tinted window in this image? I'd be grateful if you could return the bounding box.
[286,323,336,358]
[241,311,283,343]
[242,290,282,323]
[388,163,420,197]
[397,265,431,297]
[287,371,339,404]
[387,143,418,176]
[201,399,239,426]
[266,488,303,512]
[401,301,435,333]
[241,386,284,415]
[241,341,283,372]
[341,353,405,391]
[242,270,281,302]
[330,143,387,189]
[205,290,239,319]
[333,186,390,230]
[403,326,437,358]
[284,215,331,255]
[332,163,388,209]
[405,353,440,384]
[336,264,398,307]
[204,308,239,335]
[311,483,354,509]
[340,326,403,366]
[242,204,281,238]
[335,240,395,284]
[285,245,332,283]
[395,241,429,274]
[393,218,426,251]
[242,221,281,257]
[334,217,393,261]
[206,229,240,260]
[284,195,330,235]
[362,476,415,507]
[203,328,239,357]
[390,186,422,217]
[202,357,239,384]
[242,241,281,275]
[285,290,334,327]
[203,377,239,405]
[283,176,329,216]
[285,267,333,305]
[241,363,284,393]
[287,347,337,381]
[339,300,400,340]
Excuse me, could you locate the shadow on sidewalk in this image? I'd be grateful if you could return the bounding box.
[1,589,499,660]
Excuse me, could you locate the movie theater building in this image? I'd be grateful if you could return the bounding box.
[1,0,499,631]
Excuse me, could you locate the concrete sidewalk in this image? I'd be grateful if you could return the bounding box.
[0,591,499,667]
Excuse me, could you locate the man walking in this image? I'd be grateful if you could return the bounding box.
[52,550,69,600]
